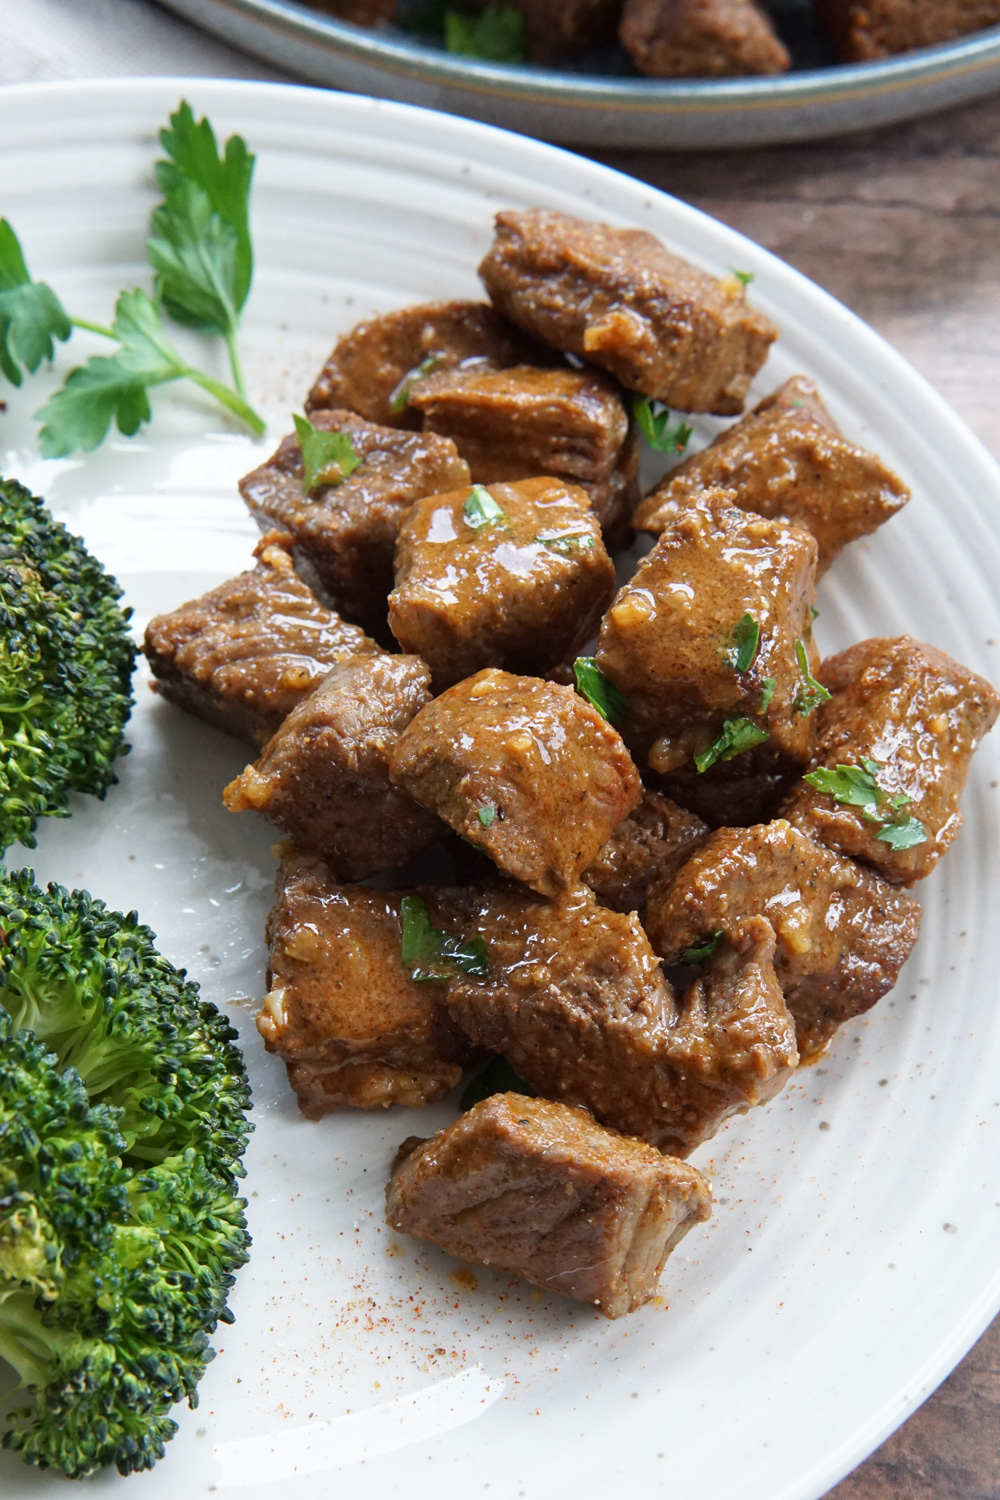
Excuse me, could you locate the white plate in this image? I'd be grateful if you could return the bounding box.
[2,78,1000,1500]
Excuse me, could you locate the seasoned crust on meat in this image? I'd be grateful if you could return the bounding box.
[633,376,911,574]
[478,209,777,415]
[143,532,381,745]
[620,0,791,77]
[820,0,1000,59]
[386,1093,713,1318]
[223,654,439,880]
[582,789,709,915]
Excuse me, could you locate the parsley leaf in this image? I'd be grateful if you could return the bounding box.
[731,269,754,287]
[444,4,524,61]
[0,220,72,386]
[724,613,761,674]
[293,413,362,495]
[477,805,496,828]
[680,931,725,965]
[803,758,928,847]
[793,638,832,717]
[540,531,596,556]
[631,394,693,455]
[389,352,442,414]
[463,485,508,529]
[875,817,928,851]
[694,717,769,773]
[573,657,627,724]
[400,895,489,983]
[460,1055,534,1110]
[760,677,775,714]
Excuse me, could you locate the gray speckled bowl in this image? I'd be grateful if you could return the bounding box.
[158,0,1000,148]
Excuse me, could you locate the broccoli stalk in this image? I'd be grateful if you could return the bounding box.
[0,476,135,855]
[0,871,253,1479]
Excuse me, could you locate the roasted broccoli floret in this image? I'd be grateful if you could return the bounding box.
[0,869,253,1479]
[0,476,135,855]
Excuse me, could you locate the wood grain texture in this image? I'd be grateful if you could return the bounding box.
[594,94,1000,1499]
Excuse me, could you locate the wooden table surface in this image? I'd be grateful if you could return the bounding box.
[3,6,999,1495]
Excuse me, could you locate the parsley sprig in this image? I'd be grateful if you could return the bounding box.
[400,895,489,983]
[631,394,693,456]
[793,639,832,717]
[293,413,361,495]
[389,352,442,414]
[444,4,524,61]
[802,757,927,850]
[573,657,627,724]
[694,717,769,773]
[2,101,265,456]
[680,931,725,965]
[463,485,508,529]
[724,613,761,674]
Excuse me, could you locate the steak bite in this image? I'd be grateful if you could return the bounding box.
[782,636,1000,885]
[305,301,544,431]
[478,209,778,416]
[582,789,709,916]
[620,0,791,76]
[596,490,820,773]
[222,655,439,880]
[385,1093,713,1319]
[634,376,911,575]
[238,409,470,638]
[388,479,616,689]
[821,0,1000,60]
[645,820,922,1059]
[389,669,642,898]
[143,533,381,744]
[260,854,478,1117]
[444,883,798,1155]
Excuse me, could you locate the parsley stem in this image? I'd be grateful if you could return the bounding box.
[224,329,249,404]
[184,367,265,437]
[70,317,116,340]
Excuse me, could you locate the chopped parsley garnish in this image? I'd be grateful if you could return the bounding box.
[760,677,775,714]
[573,657,627,724]
[793,638,832,717]
[463,485,508,529]
[388,351,442,413]
[731,269,755,287]
[724,613,761,674]
[0,218,71,386]
[680,931,725,965]
[400,895,489,984]
[810,605,820,620]
[631,394,693,456]
[477,805,496,828]
[540,531,596,556]
[460,1055,534,1110]
[444,4,524,62]
[694,717,769,774]
[293,413,362,495]
[802,757,927,848]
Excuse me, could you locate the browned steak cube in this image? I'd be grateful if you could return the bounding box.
[620,0,791,75]
[782,637,1000,885]
[143,533,381,744]
[596,490,820,773]
[821,0,1000,59]
[652,761,794,831]
[305,301,544,430]
[222,655,439,880]
[238,410,470,637]
[389,669,642,897]
[465,0,621,60]
[645,819,922,1059]
[260,854,478,1117]
[634,376,910,574]
[388,479,616,689]
[479,209,778,415]
[444,883,798,1154]
[582,790,709,915]
[386,1093,712,1318]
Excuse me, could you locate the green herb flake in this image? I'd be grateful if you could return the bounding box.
[793,638,832,717]
[463,485,508,529]
[0,219,72,387]
[540,531,596,557]
[444,4,524,62]
[680,930,725,965]
[760,677,775,714]
[724,612,761,674]
[694,717,769,774]
[875,817,928,851]
[460,1055,534,1110]
[293,413,362,495]
[388,352,442,414]
[477,805,496,828]
[400,895,489,984]
[731,269,755,287]
[631,393,694,456]
[573,657,627,724]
